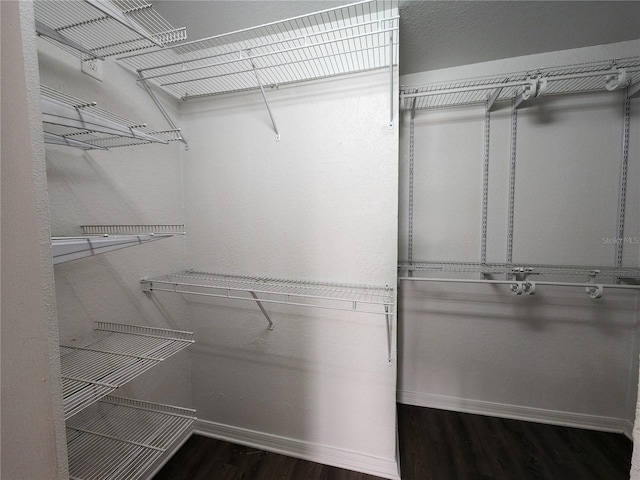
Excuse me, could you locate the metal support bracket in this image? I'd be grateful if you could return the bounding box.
[628,81,640,99]
[249,58,281,141]
[408,98,416,264]
[138,72,189,150]
[506,99,518,274]
[385,305,393,365]
[389,31,394,128]
[249,291,275,330]
[615,86,631,269]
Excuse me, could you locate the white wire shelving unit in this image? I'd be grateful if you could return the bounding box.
[41,85,184,150]
[34,0,186,61]
[61,322,194,419]
[400,57,640,111]
[52,225,185,265]
[66,395,195,480]
[141,270,396,363]
[120,0,399,101]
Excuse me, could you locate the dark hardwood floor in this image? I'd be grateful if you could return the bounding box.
[154,404,633,480]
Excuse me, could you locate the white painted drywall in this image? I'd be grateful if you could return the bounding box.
[178,69,400,478]
[398,42,640,435]
[37,37,192,410]
[1,2,68,477]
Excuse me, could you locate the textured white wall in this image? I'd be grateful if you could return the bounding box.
[178,69,400,478]
[398,42,640,435]
[37,39,192,409]
[1,2,68,477]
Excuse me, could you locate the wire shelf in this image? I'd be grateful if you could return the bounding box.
[399,261,640,280]
[400,57,640,111]
[142,270,394,315]
[66,395,195,480]
[40,84,183,150]
[52,234,176,265]
[80,224,185,235]
[119,0,399,100]
[61,323,194,419]
[34,0,186,60]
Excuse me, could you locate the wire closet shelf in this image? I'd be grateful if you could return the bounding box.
[66,396,195,480]
[61,322,194,419]
[34,0,186,60]
[41,84,183,149]
[119,0,399,100]
[400,57,640,110]
[141,271,394,315]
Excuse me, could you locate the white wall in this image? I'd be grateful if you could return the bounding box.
[175,69,400,478]
[36,38,192,411]
[1,2,68,477]
[398,41,640,436]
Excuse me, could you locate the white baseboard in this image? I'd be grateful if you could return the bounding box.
[398,390,631,436]
[194,419,401,480]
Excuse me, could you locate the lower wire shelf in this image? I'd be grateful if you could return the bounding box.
[66,396,196,480]
[61,322,194,419]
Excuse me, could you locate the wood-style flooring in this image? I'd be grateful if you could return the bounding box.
[154,404,632,480]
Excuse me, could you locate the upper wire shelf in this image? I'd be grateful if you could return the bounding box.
[34,0,187,60]
[400,57,640,111]
[141,270,394,315]
[60,322,194,419]
[119,0,399,100]
[41,84,183,150]
[66,395,195,480]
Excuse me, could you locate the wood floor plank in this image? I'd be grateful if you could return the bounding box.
[154,404,632,480]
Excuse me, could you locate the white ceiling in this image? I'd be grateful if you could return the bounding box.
[152,0,640,75]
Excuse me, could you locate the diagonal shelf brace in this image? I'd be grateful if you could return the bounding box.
[250,291,275,330]
[138,72,189,150]
[385,305,393,365]
[250,59,281,141]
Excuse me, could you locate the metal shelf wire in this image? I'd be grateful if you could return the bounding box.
[141,270,394,315]
[61,322,194,419]
[119,0,399,100]
[40,85,183,150]
[400,57,640,111]
[66,395,195,480]
[80,224,186,235]
[34,0,186,60]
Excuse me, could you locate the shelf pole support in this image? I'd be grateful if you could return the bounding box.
[615,85,632,271]
[137,72,189,150]
[505,98,518,277]
[408,97,416,267]
[250,60,281,141]
[389,31,394,128]
[481,96,491,274]
[250,291,275,330]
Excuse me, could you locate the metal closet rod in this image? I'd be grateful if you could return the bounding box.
[400,68,640,99]
[398,276,640,299]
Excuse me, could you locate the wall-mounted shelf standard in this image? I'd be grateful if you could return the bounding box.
[41,85,184,150]
[400,57,640,111]
[61,322,194,419]
[34,0,186,60]
[52,224,185,265]
[399,261,640,299]
[141,270,395,363]
[119,0,399,101]
[66,395,195,480]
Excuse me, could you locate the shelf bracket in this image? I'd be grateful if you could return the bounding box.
[249,291,275,331]
[250,59,281,141]
[628,80,640,99]
[505,98,518,276]
[138,72,189,150]
[389,31,394,128]
[385,305,393,365]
